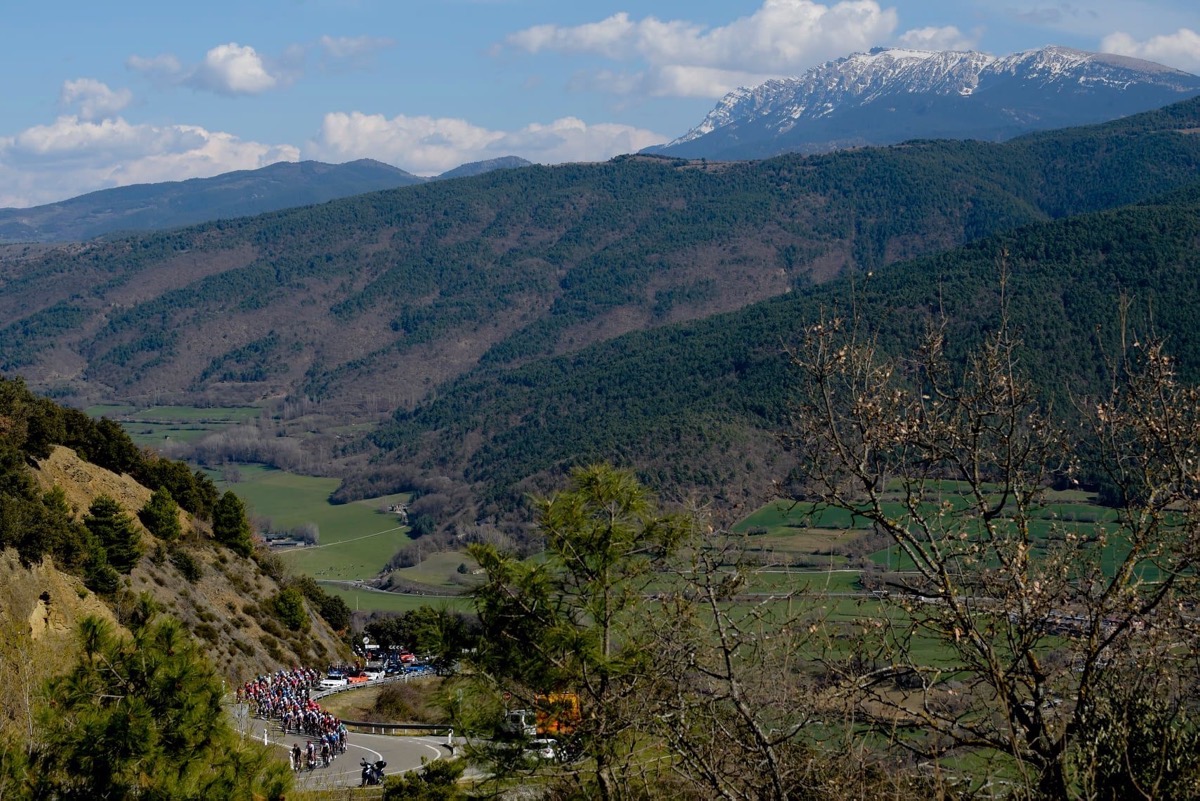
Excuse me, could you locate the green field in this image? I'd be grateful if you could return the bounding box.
[117,405,262,423]
[210,465,412,582]
[729,484,1131,596]
[734,501,872,533]
[86,404,140,418]
[92,406,453,612]
[94,406,413,584]
[323,585,471,614]
[390,550,480,590]
[95,407,1127,620]
[743,568,861,594]
[89,404,264,448]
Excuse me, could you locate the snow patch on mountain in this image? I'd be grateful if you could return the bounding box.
[666,45,1200,148]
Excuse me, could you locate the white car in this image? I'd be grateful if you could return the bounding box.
[319,674,349,689]
[527,738,558,761]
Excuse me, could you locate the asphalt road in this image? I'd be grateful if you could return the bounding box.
[261,725,453,790]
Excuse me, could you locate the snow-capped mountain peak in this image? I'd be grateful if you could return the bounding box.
[652,45,1200,160]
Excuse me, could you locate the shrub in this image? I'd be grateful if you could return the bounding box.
[170,547,203,582]
[139,487,182,542]
[382,759,464,800]
[272,587,309,632]
[374,685,417,721]
[193,622,220,644]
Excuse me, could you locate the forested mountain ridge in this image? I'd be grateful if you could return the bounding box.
[0,159,425,243]
[0,156,536,244]
[364,185,1200,525]
[437,155,534,180]
[5,96,1200,424]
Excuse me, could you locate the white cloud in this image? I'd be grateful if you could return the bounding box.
[509,14,641,60]
[309,111,665,175]
[59,79,133,121]
[505,1,899,98]
[6,116,201,163]
[129,43,282,95]
[188,43,279,95]
[111,128,298,186]
[128,35,392,97]
[896,25,977,52]
[0,115,298,207]
[577,66,779,99]
[1101,28,1200,73]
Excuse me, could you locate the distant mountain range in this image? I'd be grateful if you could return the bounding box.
[6,97,1200,528]
[0,156,533,243]
[648,46,1200,160]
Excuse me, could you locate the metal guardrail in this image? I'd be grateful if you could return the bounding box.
[342,720,452,736]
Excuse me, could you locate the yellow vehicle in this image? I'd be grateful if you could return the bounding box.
[503,692,581,739]
[535,692,580,737]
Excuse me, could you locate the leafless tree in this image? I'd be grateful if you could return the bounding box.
[639,520,980,801]
[781,294,1200,798]
[642,533,833,799]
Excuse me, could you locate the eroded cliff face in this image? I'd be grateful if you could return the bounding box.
[0,548,117,744]
[34,445,157,525]
[1,549,115,641]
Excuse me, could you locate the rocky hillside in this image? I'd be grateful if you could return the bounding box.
[31,446,347,678]
[0,378,351,745]
[0,548,117,746]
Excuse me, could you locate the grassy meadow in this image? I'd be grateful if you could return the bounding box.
[89,404,443,612]
[389,550,480,590]
[323,585,471,614]
[210,464,411,582]
[88,403,263,448]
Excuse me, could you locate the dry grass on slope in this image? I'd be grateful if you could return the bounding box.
[15,446,350,686]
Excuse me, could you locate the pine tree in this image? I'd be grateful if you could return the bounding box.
[212,490,253,557]
[272,587,309,631]
[139,486,182,541]
[83,495,143,573]
[470,464,691,800]
[12,615,290,800]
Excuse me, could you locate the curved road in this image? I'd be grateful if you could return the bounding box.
[263,725,451,790]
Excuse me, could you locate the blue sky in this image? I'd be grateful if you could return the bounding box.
[2,0,1199,207]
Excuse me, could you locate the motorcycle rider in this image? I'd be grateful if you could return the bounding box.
[360,758,386,786]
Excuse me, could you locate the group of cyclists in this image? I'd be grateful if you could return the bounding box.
[289,736,344,772]
[237,667,349,772]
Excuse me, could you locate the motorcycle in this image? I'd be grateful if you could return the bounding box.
[360,758,387,786]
